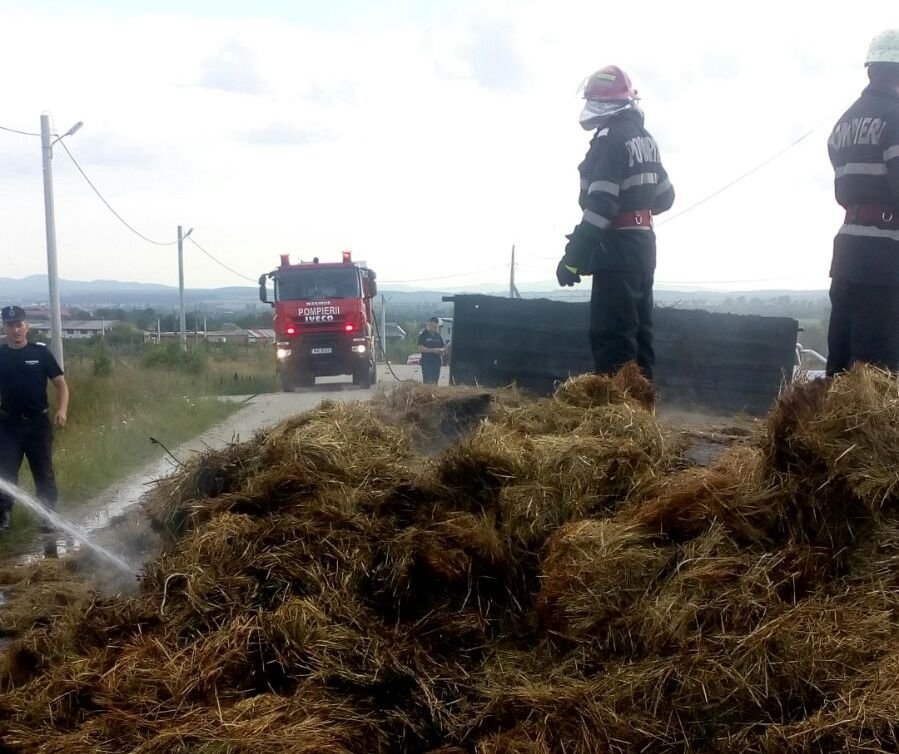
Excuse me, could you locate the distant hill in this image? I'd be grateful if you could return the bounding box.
[0,275,258,309]
[1,275,171,297]
[0,275,828,312]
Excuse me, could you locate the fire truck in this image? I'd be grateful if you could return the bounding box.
[258,251,379,391]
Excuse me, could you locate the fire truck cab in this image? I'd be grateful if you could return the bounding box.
[259,251,379,390]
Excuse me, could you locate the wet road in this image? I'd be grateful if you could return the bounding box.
[19,364,446,566]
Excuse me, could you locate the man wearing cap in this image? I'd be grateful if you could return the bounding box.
[0,306,69,532]
[417,317,445,385]
[826,30,899,375]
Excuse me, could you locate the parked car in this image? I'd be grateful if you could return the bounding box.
[793,343,827,381]
[406,344,450,367]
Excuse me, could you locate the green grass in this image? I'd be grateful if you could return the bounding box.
[0,346,279,555]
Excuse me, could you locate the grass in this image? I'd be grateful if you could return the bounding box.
[0,345,279,555]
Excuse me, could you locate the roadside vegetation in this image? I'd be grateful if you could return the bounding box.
[0,340,277,555]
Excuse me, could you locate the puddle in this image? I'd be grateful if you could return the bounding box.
[78,482,157,535]
[21,536,82,566]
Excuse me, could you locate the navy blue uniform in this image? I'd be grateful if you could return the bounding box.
[564,108,675,379]
[826,82,899,374]
[0,342,63,519]
[417,329,444,385]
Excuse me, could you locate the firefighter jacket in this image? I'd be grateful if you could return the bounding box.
[828,82,899,286]
[565,108,675,274]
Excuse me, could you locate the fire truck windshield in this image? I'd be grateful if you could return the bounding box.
[275,267,360,301]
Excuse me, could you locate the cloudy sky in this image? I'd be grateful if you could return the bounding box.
[0,0,895,292]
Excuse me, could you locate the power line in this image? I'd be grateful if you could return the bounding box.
[57,140,178,246]
[656,275,818,286]
[515,123,827,283]
[57,137,272,285]
[512,256,821,287]
[0,124,40,137]
[656,125,822,227]
[58,138,256,284]
[515,262,551,272]
[186,236,257,283]
[381,266,504,284]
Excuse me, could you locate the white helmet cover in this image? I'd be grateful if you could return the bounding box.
[866,29,899,65]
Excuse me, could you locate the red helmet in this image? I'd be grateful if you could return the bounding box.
[581,65,637,101]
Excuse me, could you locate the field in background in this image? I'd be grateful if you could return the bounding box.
[0,342,278,553]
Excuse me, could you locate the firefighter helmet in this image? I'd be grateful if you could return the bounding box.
[865,29,899,65]
[581,65,637,102]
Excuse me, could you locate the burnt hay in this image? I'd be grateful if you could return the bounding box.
[3,364,899,753]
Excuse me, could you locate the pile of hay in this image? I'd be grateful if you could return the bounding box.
[3,364,899,753]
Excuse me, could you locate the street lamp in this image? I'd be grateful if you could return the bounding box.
[56,121,83,141]
[40,114,83,370]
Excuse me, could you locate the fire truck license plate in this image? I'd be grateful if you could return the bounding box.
[311,347,332,355]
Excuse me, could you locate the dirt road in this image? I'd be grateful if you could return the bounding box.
[78,364,442,534]
[22,362,746,562]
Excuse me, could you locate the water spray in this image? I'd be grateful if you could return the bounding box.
[0,478,135,575]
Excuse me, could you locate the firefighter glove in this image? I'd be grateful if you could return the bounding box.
[556,257,581,287]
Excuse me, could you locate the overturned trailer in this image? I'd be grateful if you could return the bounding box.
[445,294,799,415]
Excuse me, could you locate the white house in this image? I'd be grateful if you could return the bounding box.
[29,320,123,340]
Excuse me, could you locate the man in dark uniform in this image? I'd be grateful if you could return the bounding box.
[417,317,445,385]
[556,65,675,380]
[826,29,899,375]
[0,306,69,532]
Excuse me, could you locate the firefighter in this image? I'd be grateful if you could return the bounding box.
[556,65,674,381]
[825,30,899,376]
[0,306,69,533]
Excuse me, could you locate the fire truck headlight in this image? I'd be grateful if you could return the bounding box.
[351,345,367,354]
[276,347,292,360]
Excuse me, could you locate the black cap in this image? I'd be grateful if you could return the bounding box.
[1,306,26,324]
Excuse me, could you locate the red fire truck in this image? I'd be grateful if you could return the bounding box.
[258,251,379,390]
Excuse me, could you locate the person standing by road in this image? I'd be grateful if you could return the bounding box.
[0,306,69,533]
[417,317,445,385]
[825,30,899,375]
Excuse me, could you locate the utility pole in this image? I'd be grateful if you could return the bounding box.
[39,115,82,370]
[380,294,387,361]
[40,115,64,369]
[177,226,186,351]
[177,226,194,351]
[509,244,521,299]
